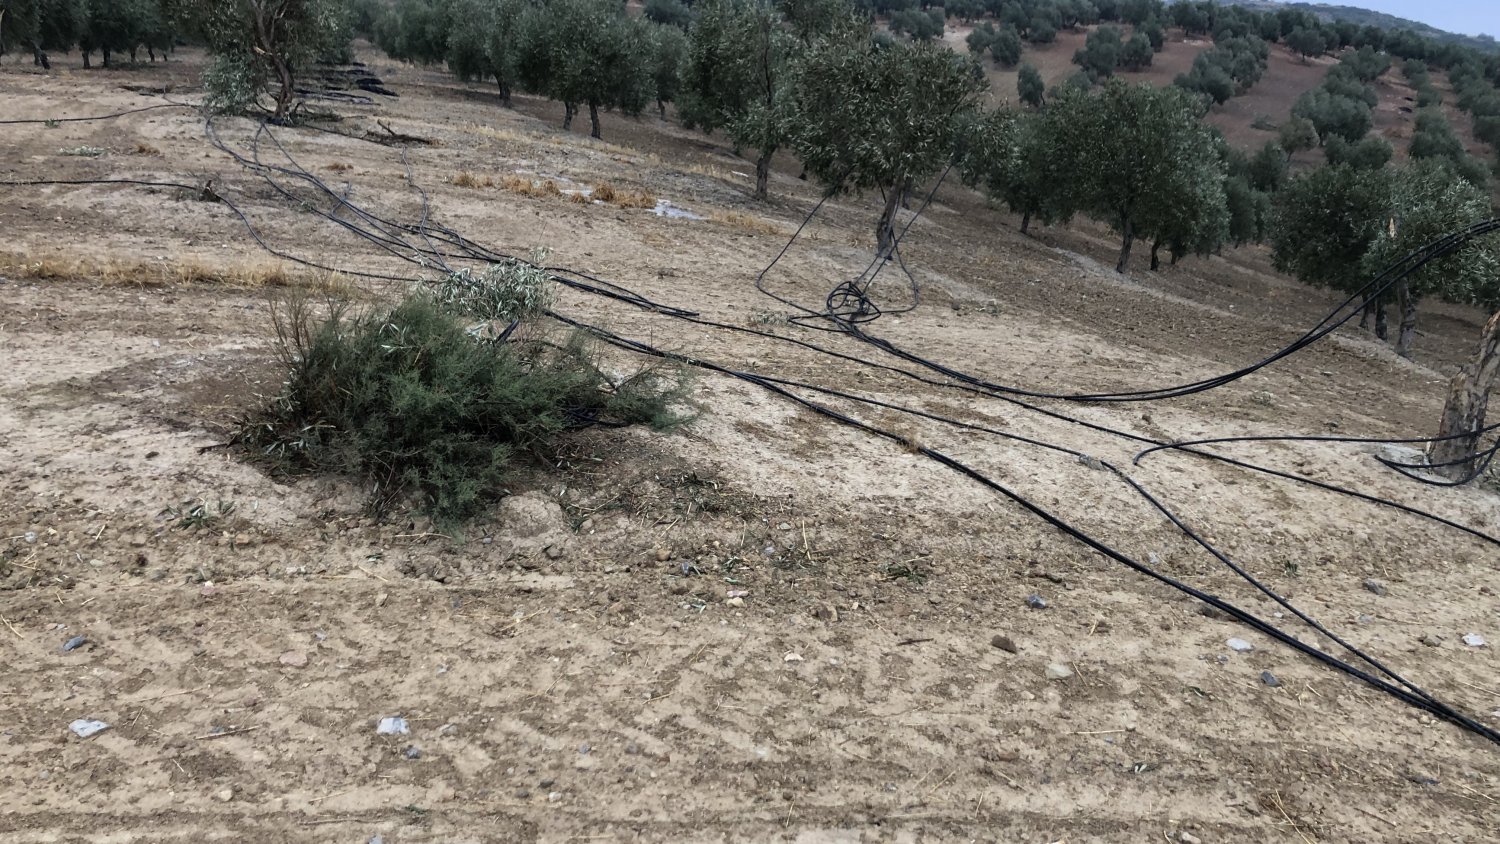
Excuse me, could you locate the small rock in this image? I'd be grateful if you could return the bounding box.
[515,789,531,799]
[1044,662,1073,680]
[624,742,641,755]
[578,743,591,754]
[1405,771,1439,786]
[216,788,234,802]
[375,592,388,608]
[783,652,804,663]
[1463,633,1488,648]
[438,723,458,737]
[1226,638,1254,653]
[727,589,750,599]
[69,719,110,738]
[812,604,839,623]
[1260,671,1281,688]
[129,533,147,547]
[1420,634,1443,648]
[539,778,555,788]
[62,635,88,652]
[544,544,564,560]
[1025,594,1049,610]
[725,597,745,608]
[668,581,689,595]
[199,583,217,597]
[990,634,1019,654]
[1357,614,1374,624]
[404,746,423,760]
[777,522,792,531]
[1076,454,1106,471]
[233,533,252,548]
[548,791,562,803]
[376,717,409,735]
[655,548,670,562]
[279,650,307,668]
[1180,833,1202,844]
[1362,578,1387,597]
[368,836,384,844]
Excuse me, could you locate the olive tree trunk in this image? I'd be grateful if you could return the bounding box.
[754,148,774,200]
[588,101,601,140]
[1429,310,1500,480]
[563,102,576,131]
[1149,236,1162,271]
[1115,216,1134,273]
[875,181,904,258]
[1395,279,1419,358]
[1019,210,1032,235]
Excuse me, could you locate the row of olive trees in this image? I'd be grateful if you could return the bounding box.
[960,80,1244,274]
[0,0,174,68]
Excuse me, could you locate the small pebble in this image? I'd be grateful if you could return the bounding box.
[655,548,670,562]
[1180,833,1202,844]
[376,717,409,735]
[539,778,555,788]
[1260,671,1281,688]
[516,789,531,799]
[624,742,641,755]
[404,746,422,760]
[990,634,1019,653]
[725,597,744,608]
[1362,578,1387,597]
[279,650,307,668]
[578,743,591,755]
[216,788,234,802]
[1226,638,1254,653]
[62,636,87,652]
[1025,594,1049,610]
[438,723,458,737]
[548,791,562,803]
[783,652,804,663]
[1044,662,1073,680]
[369,836,384,844]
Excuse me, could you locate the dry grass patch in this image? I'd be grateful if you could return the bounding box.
[0,251,351,291]
[500,175,563,198]
[132,142,161,156]
[708,209,789,237]
[451,171,493,189]
[326,162,353,173]
[592,181,656,209]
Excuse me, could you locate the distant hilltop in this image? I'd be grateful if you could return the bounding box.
[1216,1,1499,52]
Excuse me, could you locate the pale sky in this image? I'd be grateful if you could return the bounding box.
[1335,1,1500,40]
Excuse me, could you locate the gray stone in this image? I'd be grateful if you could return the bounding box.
[1045,662,1074,680]
[1260,671,1281,688]
[404,746,422,760]
[1362,578,1387,597]
[990,634,1019,654]
[1025,594,1049,610]
[62,636,87,652]
[1226,638,1254,653]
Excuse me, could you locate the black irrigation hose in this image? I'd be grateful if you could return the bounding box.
[16,109,1499,745]
[0,102,195,125]
[549,310,1500,746]
[758,178,1500,403]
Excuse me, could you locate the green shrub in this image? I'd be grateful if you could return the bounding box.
[239,285,690,527]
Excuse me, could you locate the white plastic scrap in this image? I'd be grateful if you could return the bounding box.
[376,717,410,735]
[69,719,110,738]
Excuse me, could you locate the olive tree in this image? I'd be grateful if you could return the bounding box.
[1043,80,1228,272]
[786,36,986,255]
[958,107,1069,235]
[1269,163,1392,334]
[0,0,82,68]
[650,22,687,119]
[523,0,655,139]
[679,0,801,199]
[1017,61,1044,108]
[1362,161,1498,359]
[182,0,351,121]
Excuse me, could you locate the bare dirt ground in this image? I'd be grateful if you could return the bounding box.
[2,49,1500,844]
